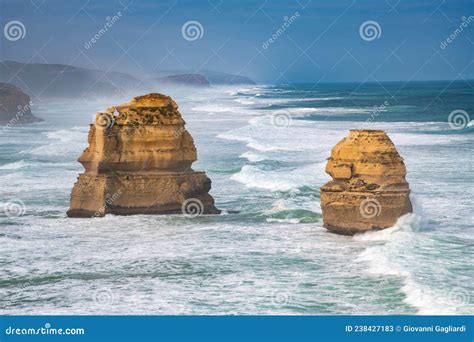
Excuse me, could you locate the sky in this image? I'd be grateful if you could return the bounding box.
[1,0,473,83]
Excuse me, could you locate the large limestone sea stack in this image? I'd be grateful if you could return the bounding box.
[320,130,412,235]
[67,93,219,217]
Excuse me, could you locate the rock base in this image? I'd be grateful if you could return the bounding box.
[67,171,219,217]
[320,191,412,235]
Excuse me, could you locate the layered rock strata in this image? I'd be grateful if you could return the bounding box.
[320,130,412,235]
[67,93,219,217]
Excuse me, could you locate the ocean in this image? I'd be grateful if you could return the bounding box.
[0,81,473,314]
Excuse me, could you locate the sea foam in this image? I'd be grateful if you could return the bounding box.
[354,214,466,314]
[0,160,29,170]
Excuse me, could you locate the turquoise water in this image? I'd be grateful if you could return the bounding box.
[0,82,473,314]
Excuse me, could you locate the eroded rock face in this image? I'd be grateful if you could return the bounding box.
[67,93,220,217]
[0,83,42,125]
[320,130,412,235]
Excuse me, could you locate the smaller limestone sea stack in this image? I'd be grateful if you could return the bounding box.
[67,93,219,217]
[320,130,412,235]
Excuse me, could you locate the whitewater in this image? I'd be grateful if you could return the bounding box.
[0,82,472,314]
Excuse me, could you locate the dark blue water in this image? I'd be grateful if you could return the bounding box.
[259,81,474,125]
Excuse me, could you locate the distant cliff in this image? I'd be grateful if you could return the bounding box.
[202,70,255,85]
[0,61,257,99]
[0,61,148,98]
[155,70,256,85]
[156,74,211,87]
[0,83,42,125]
